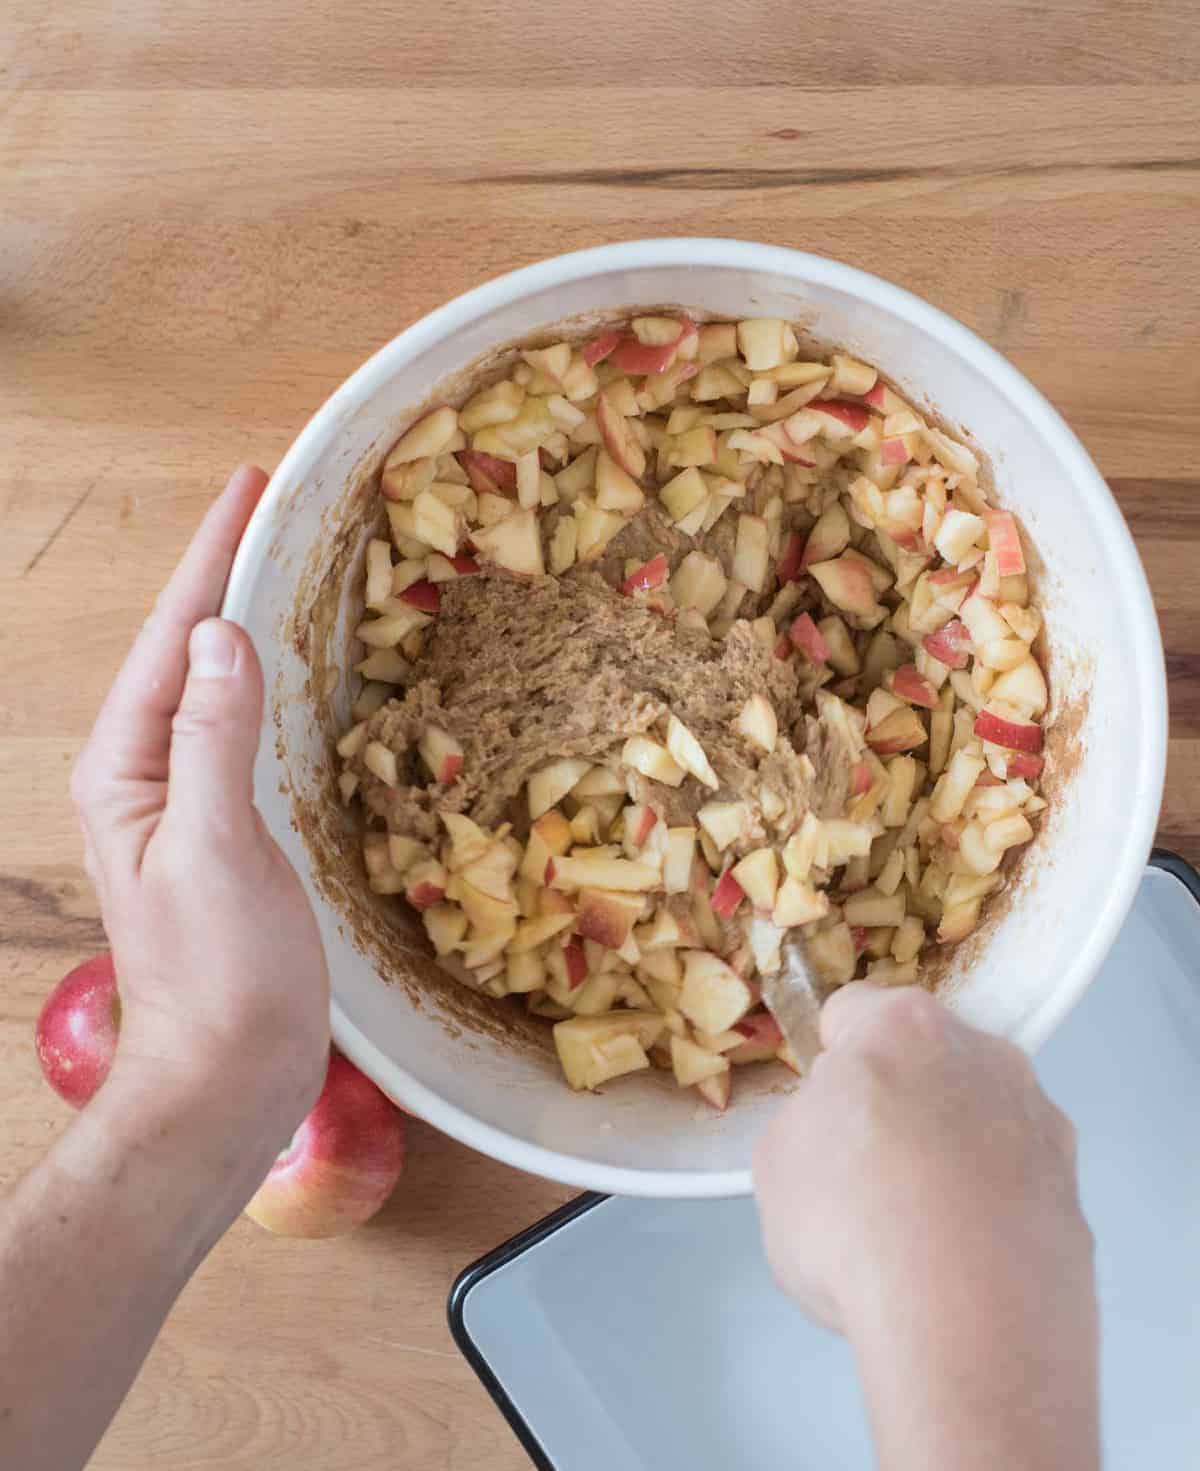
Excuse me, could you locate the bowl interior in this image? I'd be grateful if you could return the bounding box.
[224,243,1164,1196]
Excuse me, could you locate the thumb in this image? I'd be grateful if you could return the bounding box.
[167,618,264,830]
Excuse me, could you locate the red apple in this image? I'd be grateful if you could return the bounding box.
[773,632,793,661]
[984,510,1025,577]
[776,532,805,583]
[1007,751,1045,779]
[245,1050,407,1239]
[35,953,120,1109]
[810,399,870,433]
[881,435,911,466]
[610,335,677,375]
[850,759,872,796]
[563,938,589,988]
[620,553,669,595]
[450,554,481,575]
[891,663,938,709]
[788,612,830,664]
[973,707,1043,754]
[458,450,517,495]
[711,868,746,919]
[582,329,622,367]
[399,579,440,613]
[733,1010,785,1049]
[922,618,971,669]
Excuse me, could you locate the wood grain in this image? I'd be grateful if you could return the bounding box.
[2,2,1198,1465]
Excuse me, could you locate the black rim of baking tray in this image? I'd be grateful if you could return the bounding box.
[447,850,1199,1471]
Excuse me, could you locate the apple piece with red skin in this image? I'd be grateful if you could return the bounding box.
[449,554,481,575]
[696,1070,731,1112]
[881,436,911,466]
[399,579,440,613]
[850,925,869,955]
[624,803,659,847]
[863,382,909,416]
[35,953,120,1109]
[984,510,1025,576]
[890,663,938,710]
[922,618,971,669]
[974,707,1043,754]
[711,868,746,919]
[418,726,464,784]
[610,335,677,375]
[776,531,805,583]
[1007,751,1045,779]
[576,889,643,949]
[458,449,516,496]
[809,398,871,433]
[582,329,622,367]
[405,859,448,910]
[733,1010,785,1052]
[866,706,928,755]
[595,392,646,479]
[620,553,669,595]
[850,759,872,797]
[808,555,880,619]
[800,504,851,571]
[245,1050,406,1239]
[788,612,830,664]
[563,938,589,988]
[773,632,793,661]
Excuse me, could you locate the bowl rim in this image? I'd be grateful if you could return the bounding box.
[223,237,1168,1199]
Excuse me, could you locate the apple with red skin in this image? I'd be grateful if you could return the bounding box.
[891,663,938,710]
[582,329,622,367]
[399,579,440,613]
[610,336,677,375]
[810,398,870,432]
[850,760,872,797]
[563,938,588,988]
[245,1050,407,1239]
[711,868,746,919]
[449,555,481,576]
[789,612,830,664]
[619,553,669,595]
[1007,751,1045,779]
[922,619,971,669]
[776,532,804,583]
[974,707,1043,754]
[35,953,120,1109]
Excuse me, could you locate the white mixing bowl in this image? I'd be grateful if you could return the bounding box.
[222,239,1167,1198]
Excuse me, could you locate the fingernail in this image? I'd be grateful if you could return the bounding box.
[189,619,238,678]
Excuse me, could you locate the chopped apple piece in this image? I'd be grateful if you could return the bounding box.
[470,506,545,576]
[547,855,660,892]
[973,703,1043,753]
[988,656,1048,718]
[732,514,770,593]
[890,663,938,709]
[737,318,789,372]
[731,848,779,911]
[809,554,883,620]
[670,550,728,615]
[931,748,988,821]
[595,390,646,478]
[679,951,754,1034]
[671,1034,732,1088]
[660,466,709,524]
[363,740,399,787]
[423,903,468,955]
[735,693,778,754]
[622,734,686,787]
[620,553,669,595]
[388,407,459,464]
[789,612,830,663]
[405,858,449,911]
[666,715,719,789]
[772,877,829,927]
[697,800,751,853]
[577,888,645,949]
[528,758,593,820]
[711,868,747,919]
[866,706,927,755]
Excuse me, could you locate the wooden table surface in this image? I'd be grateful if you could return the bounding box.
[3,2,1198,1465]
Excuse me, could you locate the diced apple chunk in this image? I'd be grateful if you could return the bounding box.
[666,716,720,789]
[622,734,686,787]
[736,694,778,754]
[732,514,770,593]
[547,855,660,892]
[697,800,752,853]
[671,550,728,615]
[731,847,779,910]
[471,506,545,576]
[678,951,754,1034]
[671,1034,731,1087]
